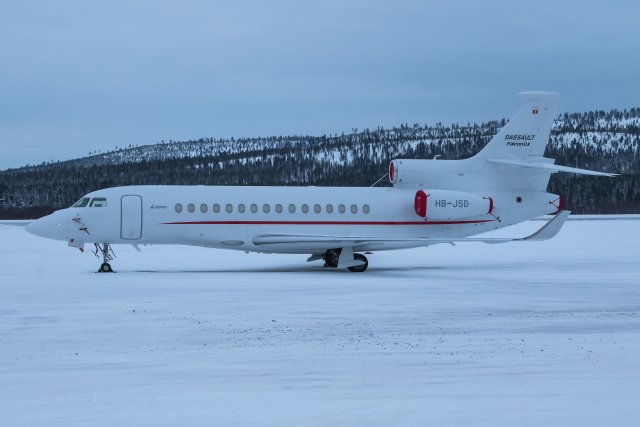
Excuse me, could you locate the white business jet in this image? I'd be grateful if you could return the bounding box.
[26,92,616,272]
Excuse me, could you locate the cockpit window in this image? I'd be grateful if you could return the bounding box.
[90,197,107,207]
[71,197,90,208]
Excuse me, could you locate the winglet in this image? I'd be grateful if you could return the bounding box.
[520,210,571,241]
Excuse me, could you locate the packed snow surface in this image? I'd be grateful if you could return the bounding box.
[1,219,639,426]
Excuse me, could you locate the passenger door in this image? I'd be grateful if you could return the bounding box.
[121,195,143,240]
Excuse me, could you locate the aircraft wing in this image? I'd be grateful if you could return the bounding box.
[252,210,571,247]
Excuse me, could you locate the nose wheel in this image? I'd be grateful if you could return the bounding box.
[95,243,115,273]
[99,262,113,273]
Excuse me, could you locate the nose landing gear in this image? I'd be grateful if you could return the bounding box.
[95,243,115,273]
[99,262,113,273]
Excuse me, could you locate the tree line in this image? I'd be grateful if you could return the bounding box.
[1,108,638,218]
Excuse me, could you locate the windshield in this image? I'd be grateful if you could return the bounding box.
[71,197,90,208]
[90,197,107,207]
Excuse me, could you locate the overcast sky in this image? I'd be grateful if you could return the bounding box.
[1,0,638,170]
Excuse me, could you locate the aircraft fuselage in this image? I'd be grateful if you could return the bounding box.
[31,185,557,254]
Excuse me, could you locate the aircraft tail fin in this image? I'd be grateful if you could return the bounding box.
[475,91,560,160]
[388,92,616,192]
[472,91,616,190]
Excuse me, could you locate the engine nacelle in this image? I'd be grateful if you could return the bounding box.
[414,189,493,221]
[389,159,445,186]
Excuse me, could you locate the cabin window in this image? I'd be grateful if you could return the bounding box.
[301,204,309,214]
[314,204,321,214]
[90,197,107,207]
[225,203,233,213]
[288,204,296,213]
[363,204,370,214]
[350,204,358,214]
[72,197,90,208]
[213,203,220,213]
[238,203,246,213]
[338,204,346,214]
[200,203,208,213]
[250,204,258,213]
[187,203,195,213]
[263,204,270,213]
[275,204,283,213]
[326,204,334,214]
[175,203,183,213]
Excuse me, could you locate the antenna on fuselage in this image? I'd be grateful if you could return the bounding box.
[370,172,389,187]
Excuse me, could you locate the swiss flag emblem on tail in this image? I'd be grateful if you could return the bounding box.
[532,108,539,115]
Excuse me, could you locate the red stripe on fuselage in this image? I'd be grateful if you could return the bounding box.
[160,220,495,226]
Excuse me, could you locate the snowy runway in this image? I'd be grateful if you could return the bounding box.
[1,219,639,426]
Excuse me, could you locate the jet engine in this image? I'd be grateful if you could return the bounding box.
[388,158,469,188]
[389,159,444,186]
[414,189,493,221]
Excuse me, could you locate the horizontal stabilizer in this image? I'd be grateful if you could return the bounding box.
[487,158,617,177]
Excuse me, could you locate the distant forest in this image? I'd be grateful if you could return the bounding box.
[1,108,639,219]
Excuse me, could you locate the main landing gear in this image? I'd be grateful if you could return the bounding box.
[323,249,369,272]
[323,250,340,268]
[95,243,115,273]
[348,254,368,273]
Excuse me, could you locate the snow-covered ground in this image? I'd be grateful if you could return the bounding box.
[1,220,639,426]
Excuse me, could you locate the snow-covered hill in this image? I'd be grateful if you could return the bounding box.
[54,109,639,169]
[1,108,639,218]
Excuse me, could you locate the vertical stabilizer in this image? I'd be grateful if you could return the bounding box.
[475,91,559,160]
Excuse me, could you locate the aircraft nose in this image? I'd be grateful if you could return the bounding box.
[26,211,69,241]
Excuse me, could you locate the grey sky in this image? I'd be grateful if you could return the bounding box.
[1,0,638,170]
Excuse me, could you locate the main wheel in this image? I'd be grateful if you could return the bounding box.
[347,254,368,272]
[99,262,113,273]
[324,250,340,268]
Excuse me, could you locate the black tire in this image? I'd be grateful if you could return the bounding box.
[324,250,340,268]
[99,263,113,273]
[347,254,368,272]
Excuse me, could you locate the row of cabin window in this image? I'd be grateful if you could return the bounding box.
[175,203,371,215]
